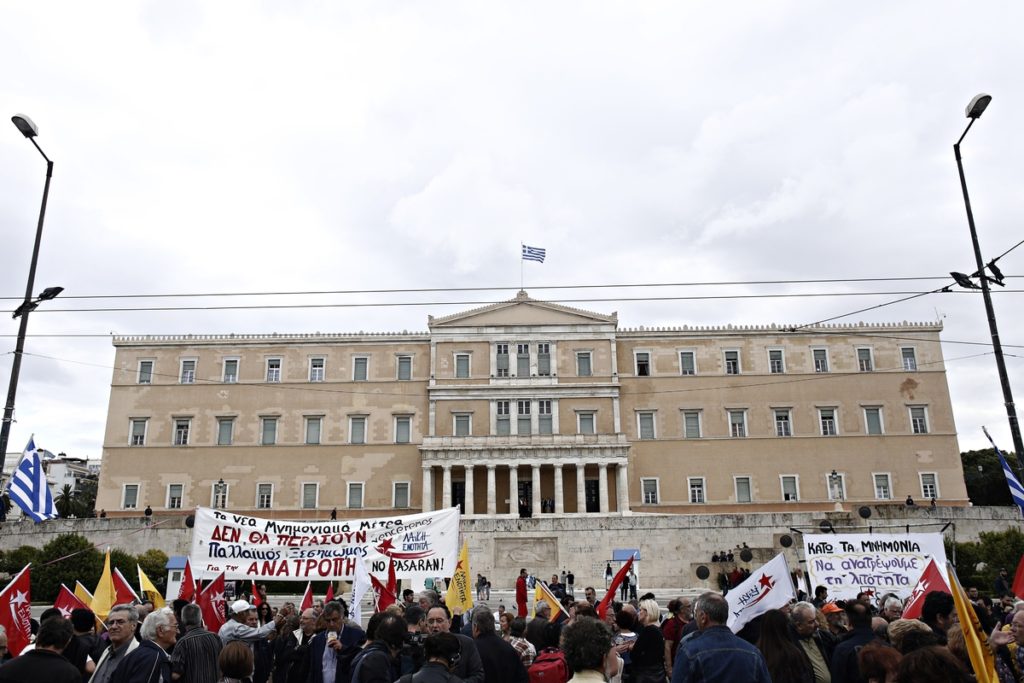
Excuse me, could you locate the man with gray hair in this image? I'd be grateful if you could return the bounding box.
[90,604,141,683]
[671,592,770,683]
[472,607,527,683]
[108,607,177,682]
[219,599,286,646]
[170,603,222,683]
[790,601,833,683]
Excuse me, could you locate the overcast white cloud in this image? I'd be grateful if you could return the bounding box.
[1,1,1022,459]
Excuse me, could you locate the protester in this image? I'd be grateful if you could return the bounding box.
[822,603,849,638]
[671,592,770,683]
[885,619,933,654]
[350,614,406,683]
[424,605,484,683]
[219,600,286,647]
[754,609,812,683]
[880,597,904,623]
[305,600,366,683]
[918,592,955,646]
[584,587,597,606]
[831,601,888,683]
[661,598,692,672]
[110,607,177,683]
[856,642,901,683]
[0,617,79,683]
[247,610,274,683]
[789,601,833,683]
[218,641,255,683]
[397,632,462,683]
[64,607,100,682]
[171,603,223,683]
[894,645,971,683]
[507,618,535,668]
[612,609,638,678]
[471,607,527,683]
[629,599,666,683]
[562,617,614,683]
[990,607,1024,681]
[91,604,142,683]
[0,625,8,665]
[270,614,299,683]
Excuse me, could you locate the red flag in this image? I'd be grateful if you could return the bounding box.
[386,558,397,598]
[300,582,314,612]
[196,573,227,632]
[597,556,634,619]
[112,567,141,605]
[0,565,33,656]
[251,579,263,607]
[1012,555,1024,598]
[370,574,396,611]
[325,582,335,603]
[903,559,950,620]
[54,583,90,618]
[178,559,196,602]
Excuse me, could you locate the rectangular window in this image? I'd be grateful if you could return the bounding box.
[305,416,322,445]
[395,416,411,443]
[223,358,239,383]
[130,419,147,446]
[397,355,412,381]
[819,408,837,436]
[902,347,918,371]
[688,478,706,504]
[858,348,874,372]
[517,343,530,376]
[827,473,847,501]
[729,410,747,438]
[496,401,511,435]
[921,473,939,499]
[138,360,153,384]
[496,343,509,377]
[680,351,696,376]
[578,412,595,435]
[353,357,368,381]
[217,418,234,446]
[781,475,799,501]
[724,350,740,375]
[349,416,367,444]
[874,473,892,500]
[683,411,702,438]
[347,482,363,509]
[257,483,273,509]
[517,400,531,434]
[641,478,659,505]
[576,352,592,377]
[813,348,829,373]
[735,476,752,503]
[173,418,190,446]
[394,482,410,508]
[122,484,139,509]
[309,357,325,382]
[211,482,229,508]
[910,406,929,434]
[635,352,651,376]
[455,353,470,378]
[768,349,785,374]
[864,407,884,435]
[266,358,281,383]
[180,359,196,384]
[302,483,318,509]
[775,409,792,437]
[454,414,471,437]
[538,400,553,435]
[638,412,656,439]
[167,484,183,509]
[537,343,551,376]
[261,417,277,445]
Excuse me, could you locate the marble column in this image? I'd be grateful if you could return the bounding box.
[598,463,609,513]
[531,464,541,516]
[422,466,433,512]
[487,465,497,515]
[576,461,587,514]
[442,465,452,510]
[554,465,564,514]
[464,465,475,515]
[509,465,519,517]
[616,463,630,514]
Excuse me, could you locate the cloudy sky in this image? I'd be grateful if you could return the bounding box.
[1,1,1022,460]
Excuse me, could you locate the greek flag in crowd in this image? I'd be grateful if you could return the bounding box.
[522,245,546,263]
[5,437,57,522]
[983,426,1024,518]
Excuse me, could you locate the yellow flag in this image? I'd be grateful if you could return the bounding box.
[138,565,166,609]
[445,541,474,612]
[533,581,567,622]
[92,549,117,621]
[947,565,996,683]
[74,580,94,605]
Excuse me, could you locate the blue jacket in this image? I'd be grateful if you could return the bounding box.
[306,624,367,683]
[671,625,771,683]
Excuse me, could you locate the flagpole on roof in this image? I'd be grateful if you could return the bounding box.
[520,243,524,291]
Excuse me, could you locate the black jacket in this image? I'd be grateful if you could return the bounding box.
[473,633,527,683]
[399,662,464,683]
[0,649,81,683]
[352,642,397,683]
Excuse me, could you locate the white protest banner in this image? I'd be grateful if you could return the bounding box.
[726,553,795,633]
[189,506,460,581]
[803,533,947,600]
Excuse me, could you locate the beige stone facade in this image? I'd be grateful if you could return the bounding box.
[96,292,967,517]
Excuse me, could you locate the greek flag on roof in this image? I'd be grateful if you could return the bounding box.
[5,437,57,522]
[983,426,1024,518]
[521,245,546,263]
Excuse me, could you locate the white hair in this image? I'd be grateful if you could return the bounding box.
[791,601,817,620]
[140,607,175,640]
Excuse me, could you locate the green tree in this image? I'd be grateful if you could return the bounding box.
[109,548,139,594]
[0,545,40,576]
[961,448,1016,506]
[76,479,98,517]
[34,534,103,602]
[137,549,169,593]
[54,484,77,518]
[947,527,1024,592]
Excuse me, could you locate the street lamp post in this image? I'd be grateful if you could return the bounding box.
[0,115,61,462]
[953,94,1024,471]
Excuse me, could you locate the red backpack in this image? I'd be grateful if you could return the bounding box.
[528,647,570,683]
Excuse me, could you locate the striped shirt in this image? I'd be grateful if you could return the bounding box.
[170,626,223,683]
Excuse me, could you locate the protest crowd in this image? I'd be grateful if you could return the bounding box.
[4,552,1024,683]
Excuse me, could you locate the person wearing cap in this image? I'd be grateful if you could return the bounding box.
[821,603,849,638]
[219,598,287,647]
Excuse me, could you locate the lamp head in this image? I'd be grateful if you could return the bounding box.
[37,286,63,301]
[951,271,981,290]
[11,114,39,138]
[966,94,992,119]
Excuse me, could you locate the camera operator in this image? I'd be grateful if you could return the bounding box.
[399,605,428,675]
[398,632,463,683]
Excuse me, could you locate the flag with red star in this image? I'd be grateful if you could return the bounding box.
[902,559,949,620]
[0,565,33,656]
[726,553,795,633]
[445,542,474,612]
[54,583,90,619]
[197,572,226,632]
[178,558,197,602]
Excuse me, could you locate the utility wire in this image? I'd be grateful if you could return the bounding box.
[789,286,952,330]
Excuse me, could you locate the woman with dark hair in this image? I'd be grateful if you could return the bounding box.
[562,617,615,683]
[858,642,901,683]
[257,603,275,625]
[895,645,972,683]
[220,640,256,683]
[754,609,813,683]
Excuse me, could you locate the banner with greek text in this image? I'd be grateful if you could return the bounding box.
[803,533,947,600]
[189,506,461,581]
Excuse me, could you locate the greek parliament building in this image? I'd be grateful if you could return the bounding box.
[95,292,967,519]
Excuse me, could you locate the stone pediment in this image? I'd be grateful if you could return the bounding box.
[428,291,617,328]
